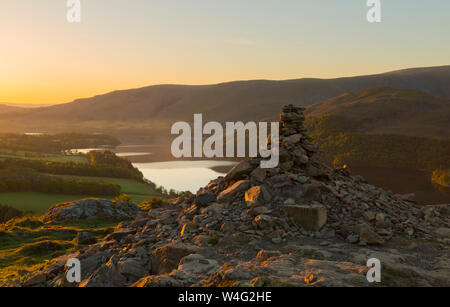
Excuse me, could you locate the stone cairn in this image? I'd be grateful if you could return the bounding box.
[23,104,449,287]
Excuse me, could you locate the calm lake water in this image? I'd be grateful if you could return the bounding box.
[349,166,449,205]
[133,160,237,193]
[74,145,449,204]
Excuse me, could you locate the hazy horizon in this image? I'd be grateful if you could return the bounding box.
[1,0,450,104]
[2,64,449,106]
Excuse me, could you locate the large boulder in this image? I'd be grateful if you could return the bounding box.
[194,192,217,207]
[281,202,327,231]
[224,161,253,182]
[43,199,143,223]
[150,243,199,275]
[217,180,250,203]
[245,185,271,206]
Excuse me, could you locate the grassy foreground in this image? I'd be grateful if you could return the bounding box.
[0,176,159,214]
[0,216,117,285]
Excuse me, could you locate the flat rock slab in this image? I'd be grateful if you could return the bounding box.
[281,203,327,231]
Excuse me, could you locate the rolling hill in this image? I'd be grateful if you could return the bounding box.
[2,65,449,124]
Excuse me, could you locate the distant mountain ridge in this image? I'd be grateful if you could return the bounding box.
[0,104,25,115]
[5,65,450,123]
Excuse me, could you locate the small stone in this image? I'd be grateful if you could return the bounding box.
[251,168,267,182]
[359,224,385,245]
[252,215,273,230]
[363,211,375,221]
[283,198,296,205]
[220,221,235,233]
[195,192,216,207]
[375,213,385,223]
[298,176,308,184]
[284,134,302,145]
[245,186,267,206]
[256,250,281,260]
[247,206,271,216]
[295,154,309,165]
[347,233,359,243]
[271,238,282,244]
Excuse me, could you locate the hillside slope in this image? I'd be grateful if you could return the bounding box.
[306,87,450,138]
[5,65,450,123]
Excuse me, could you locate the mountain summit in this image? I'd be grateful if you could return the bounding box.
[23,105,449,287]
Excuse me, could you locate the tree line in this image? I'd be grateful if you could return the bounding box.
[0,168,121,196]
[0,152,144,181]
[0,133,120,154]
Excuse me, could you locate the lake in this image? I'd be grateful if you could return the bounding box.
[130,160,449,205]
[133,160,237,193]
[77,145,449,204]
[349,166,449,205]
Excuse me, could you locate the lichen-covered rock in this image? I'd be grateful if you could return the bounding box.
[43,199,143,223]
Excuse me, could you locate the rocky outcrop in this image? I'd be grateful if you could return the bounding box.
[43,199,143,223]
[24,105,450,287]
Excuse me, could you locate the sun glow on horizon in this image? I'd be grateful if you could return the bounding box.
[1,0,449,104]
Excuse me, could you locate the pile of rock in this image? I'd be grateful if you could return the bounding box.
[24,105,449,287]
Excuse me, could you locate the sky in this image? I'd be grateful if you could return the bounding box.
[0,0,449,104]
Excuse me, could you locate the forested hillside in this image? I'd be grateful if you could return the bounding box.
[306,115,450,171]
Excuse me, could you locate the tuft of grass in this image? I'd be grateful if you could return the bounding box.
[17,240,71,257]
[6,216,44,229]
[139,197,168,211]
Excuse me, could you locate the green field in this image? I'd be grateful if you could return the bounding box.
[0,149,88,164]
[63,175,161,203]
[0,176,160,214]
